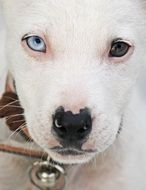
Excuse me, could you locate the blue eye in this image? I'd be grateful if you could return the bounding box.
[24,36,46,52]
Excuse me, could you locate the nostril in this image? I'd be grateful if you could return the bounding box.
[53,106,64,126]
[55,106,64,118]
[77,117,92,135]
[54,118,62,128]
[77,127,88,134]
[53,106,66,135]
[53,118,68,137]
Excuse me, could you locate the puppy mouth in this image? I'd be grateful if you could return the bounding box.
[49,117,123,157]
[50,146,96,156]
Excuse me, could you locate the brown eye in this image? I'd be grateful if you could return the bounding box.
[109,41,130,57]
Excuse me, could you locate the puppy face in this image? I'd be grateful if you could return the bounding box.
[1,0,146,164]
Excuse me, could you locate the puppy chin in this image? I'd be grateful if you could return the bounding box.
[47,150,96,164]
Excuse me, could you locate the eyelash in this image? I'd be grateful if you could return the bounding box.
[22,35,46,53]
[109,39,132,58]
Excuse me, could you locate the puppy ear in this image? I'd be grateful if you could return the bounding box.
[0,92,25,131]
[0,72,16,103]
[0,75,31,139]
[5,73,16,92]
[0,72,31,139]
[0,72,25,131]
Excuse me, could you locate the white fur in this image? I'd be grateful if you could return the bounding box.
[0,0,146,189]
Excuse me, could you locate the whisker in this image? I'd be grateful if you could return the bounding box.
[7,119,25,124]
[25,141,37,159]
[0,100,20,111]
[10,125,27,141]
[7,123,26,141]
[2,95,19,101]
[6,113,24,121]
[3,105,22,109]
[40,150,48,161]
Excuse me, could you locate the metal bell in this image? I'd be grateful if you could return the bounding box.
[29,161,66,190]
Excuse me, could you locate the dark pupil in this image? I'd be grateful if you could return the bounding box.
[111,42,129,57]
[35,37,41,44]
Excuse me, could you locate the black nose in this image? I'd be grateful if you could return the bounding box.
[52,107,92,145]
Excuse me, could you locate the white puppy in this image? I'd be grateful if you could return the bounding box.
[0,0,146,189]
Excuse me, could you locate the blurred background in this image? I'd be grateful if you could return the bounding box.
[0,7,7,97]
